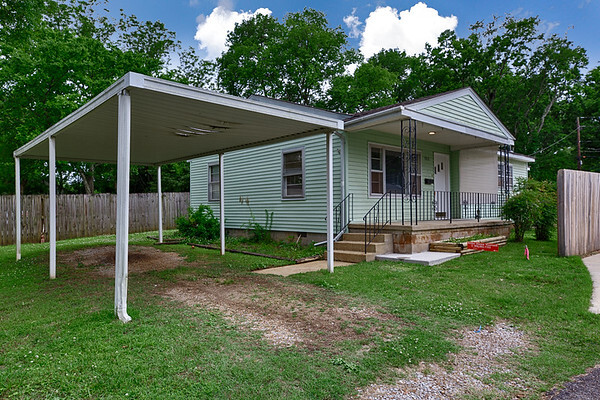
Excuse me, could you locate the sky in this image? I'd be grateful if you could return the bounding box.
[104,0,600,69]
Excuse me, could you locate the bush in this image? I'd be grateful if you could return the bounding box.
[176,205,220,242]
[502,179,557,242]
[246,210,274,243]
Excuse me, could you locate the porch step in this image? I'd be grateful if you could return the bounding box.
[326,250,376,263]
[341,233,390,243]
[376,251,460,266]
[328,233,393,262]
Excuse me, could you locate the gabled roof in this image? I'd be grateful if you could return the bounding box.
[345,87,515,146]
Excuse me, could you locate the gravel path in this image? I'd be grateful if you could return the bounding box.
[356,322,533,399]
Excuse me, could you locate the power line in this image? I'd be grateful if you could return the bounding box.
[528,128,577,156]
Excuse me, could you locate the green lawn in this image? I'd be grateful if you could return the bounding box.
[1,231,599,399]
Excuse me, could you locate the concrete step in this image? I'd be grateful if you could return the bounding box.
[341,233,392,243]
[325,250,376,263]
[334,240,390,253]
[376,251,460,266]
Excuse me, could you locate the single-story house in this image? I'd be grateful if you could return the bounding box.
[189,88,534,260]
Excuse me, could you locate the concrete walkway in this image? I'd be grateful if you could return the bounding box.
[583,253,600,314]
[253,260,353,277]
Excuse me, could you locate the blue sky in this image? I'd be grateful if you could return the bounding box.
[105,0,600,68]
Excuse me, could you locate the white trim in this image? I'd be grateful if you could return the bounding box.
[281,147,306,199]
[368,142,423,198]
[207,162,220,202]
[502,152,535,163]
[49,136,56,280]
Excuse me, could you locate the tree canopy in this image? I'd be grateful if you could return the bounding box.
[1,3,599,193]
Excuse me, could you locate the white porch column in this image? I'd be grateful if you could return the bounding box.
[219,153,225,255]
[115,89,132,323]
[326,132,334,273]
[15,157,21,261]
[157,165,163,243]
[49,136,56,279]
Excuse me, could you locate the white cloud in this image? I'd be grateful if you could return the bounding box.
[343,8,362,39]
[194,2,272,60]
[359,2,458,59]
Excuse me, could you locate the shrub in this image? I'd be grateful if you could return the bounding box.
[502,189,537,242]
[176,205,220,242]
[246,210,274,243]
[502,179,557,242]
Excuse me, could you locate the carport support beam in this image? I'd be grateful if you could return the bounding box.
[15,157,21,261]
[49,136,56,279]
[115,89,132,323]
[219,152,225,255]
[326,132,334,273]
[158,165,163,243]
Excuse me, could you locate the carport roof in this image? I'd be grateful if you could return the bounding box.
[14,72,344,165]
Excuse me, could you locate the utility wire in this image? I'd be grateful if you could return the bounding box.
[528,128,577,156]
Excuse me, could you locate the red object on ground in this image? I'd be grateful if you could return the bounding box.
[467,242,499,252]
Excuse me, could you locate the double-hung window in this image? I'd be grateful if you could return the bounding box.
[369,144,421,196]
[497,162,513,190]
[208,163,220,201]
[282,148,305,199]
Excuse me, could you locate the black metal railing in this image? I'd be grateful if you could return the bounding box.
[362,190,509,253]
[363,190,400,253]
[333,193,353,240]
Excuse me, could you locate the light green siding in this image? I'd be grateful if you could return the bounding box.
[512,159,529,182]
[450,150,460,192]
[189,135,341,234]
[420,95,506,139]
[345,129,451,220]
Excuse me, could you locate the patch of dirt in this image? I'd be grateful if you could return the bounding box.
[58,245,188,277]
[163,275,402,349]
[356,322,536,399]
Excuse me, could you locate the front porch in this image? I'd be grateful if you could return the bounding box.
[348,218,512,254]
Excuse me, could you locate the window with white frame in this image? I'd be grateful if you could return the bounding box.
[282,148,304,198]
[369,144,421,196]
[497,162,513,189]
[208,163,220,201]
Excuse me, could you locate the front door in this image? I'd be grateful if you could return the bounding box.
[433,153,450,219]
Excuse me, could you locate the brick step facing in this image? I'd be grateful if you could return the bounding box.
[326,233,393,263]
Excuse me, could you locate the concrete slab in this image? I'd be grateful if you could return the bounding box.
[253,260,353,277]
[582,254,600,314]
[375,253,413,261]
[377,251,460,266]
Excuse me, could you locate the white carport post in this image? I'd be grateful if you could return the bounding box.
[49,136,57,279]
[14,157,21,261]
[219,153,225,255]
[115,89,132,323]
[326,132,334,273]
[157,165,163,243]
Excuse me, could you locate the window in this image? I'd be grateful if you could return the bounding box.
[369,145,421,196]
[498,162,513,190]
[208,163,220,201]
[282,148,304,198]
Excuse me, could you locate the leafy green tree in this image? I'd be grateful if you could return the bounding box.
[0,0,202,194]
[217,9,360,106]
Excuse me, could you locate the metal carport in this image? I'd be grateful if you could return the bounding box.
[14,72,343,322]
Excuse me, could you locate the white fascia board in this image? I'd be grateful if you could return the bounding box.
[499,152,535,163]
[343,106,406,131]
[14,74,130,158]
[133,73,342,129]
[402,108,514,146]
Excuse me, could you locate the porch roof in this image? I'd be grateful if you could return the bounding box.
[344,87,515,149]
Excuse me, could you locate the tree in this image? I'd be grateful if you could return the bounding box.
[0,0,203,194]
[217,9,360,106]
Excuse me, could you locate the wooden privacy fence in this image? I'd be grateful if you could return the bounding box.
[558,169,600,256]
[0,192,189,245]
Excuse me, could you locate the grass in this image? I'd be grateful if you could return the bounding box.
[1,230,600,398]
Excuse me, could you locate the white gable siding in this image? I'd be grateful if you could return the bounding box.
[459,147,498,194]
[189,135,341,234]
[419,95,505,139]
